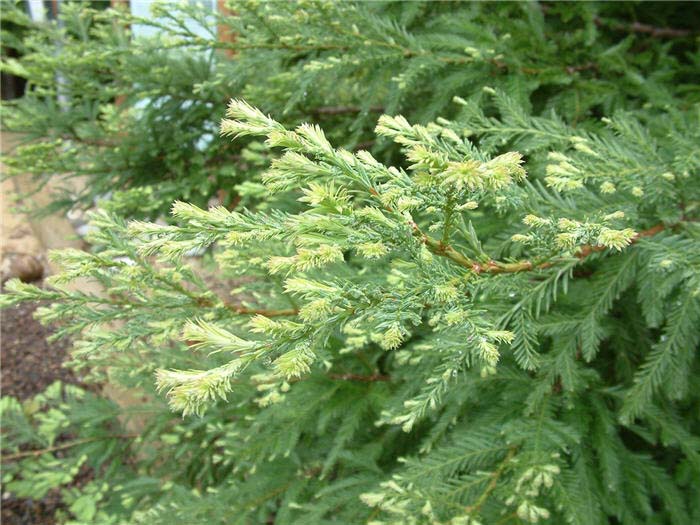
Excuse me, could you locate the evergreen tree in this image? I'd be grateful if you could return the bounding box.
[2,2,700,524]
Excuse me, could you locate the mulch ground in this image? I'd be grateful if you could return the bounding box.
[1,299,75,399]
[1,284,80,525]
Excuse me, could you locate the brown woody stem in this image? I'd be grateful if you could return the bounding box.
[596,17,693,39]
[312,105,384,116]
[465,445,519,514]
[421,224,667,275]
[228,306,299,316]
[370,181,667,276]
[327,373,390,382]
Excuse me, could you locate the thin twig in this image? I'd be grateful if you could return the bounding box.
[2,434,138,462]
[352,140,376,152]
[465,446,518,515]
[595,17,693,39]
[566,62,598,75]
[229,306,298,316]
[311,105,384,116]
[327,373,390,382]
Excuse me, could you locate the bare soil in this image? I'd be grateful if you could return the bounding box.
[1,299,75,399]
[1,284,79,525]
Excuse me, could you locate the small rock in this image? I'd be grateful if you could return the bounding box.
[1,253,44,283]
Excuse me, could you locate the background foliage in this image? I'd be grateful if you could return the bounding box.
[1,1,699,524]
[3,0,699,214]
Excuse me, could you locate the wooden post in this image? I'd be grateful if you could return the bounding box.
[110,0,129,10]
[111,0,130,106]
[217,0,236,57]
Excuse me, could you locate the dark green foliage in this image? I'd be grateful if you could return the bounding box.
[1,2,700,524]
[3,1,699,214]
